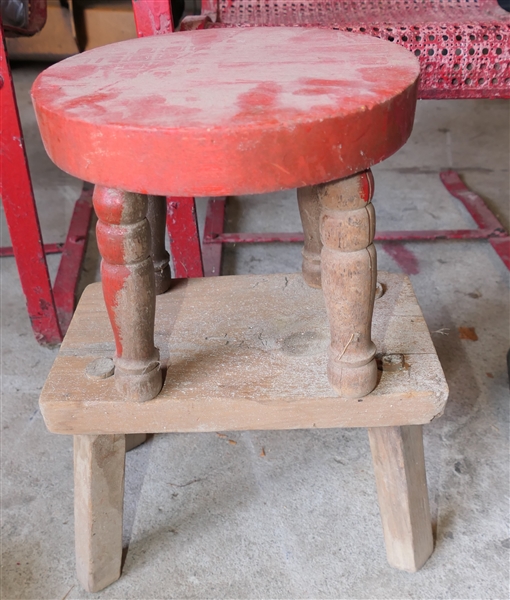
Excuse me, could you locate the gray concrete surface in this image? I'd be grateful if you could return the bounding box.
[1,63,509,599]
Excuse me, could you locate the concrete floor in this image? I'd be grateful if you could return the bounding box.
[1,63,509,599]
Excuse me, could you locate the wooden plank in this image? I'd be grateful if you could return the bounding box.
[368,425,434,571]
[74,434,125,592]
[40,272,448,434]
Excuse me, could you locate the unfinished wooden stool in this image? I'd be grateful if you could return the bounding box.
[34,28,448,593]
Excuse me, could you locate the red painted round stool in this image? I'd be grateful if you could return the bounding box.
[33,27,419,401]
[34,29,448,593]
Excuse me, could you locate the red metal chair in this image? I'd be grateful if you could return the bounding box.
[170,0,510,274]
[1,2,93,344]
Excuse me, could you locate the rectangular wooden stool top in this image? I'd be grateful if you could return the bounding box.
[40,272,448,435]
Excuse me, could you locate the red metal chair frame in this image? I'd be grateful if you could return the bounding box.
[1,11,93,345]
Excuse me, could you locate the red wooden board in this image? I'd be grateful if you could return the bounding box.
[32,28,419,197]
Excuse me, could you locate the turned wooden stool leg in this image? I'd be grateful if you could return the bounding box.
[297,186,322,289]
[74,434,126,592]
[147,195,171,295]
[93,186,162,401]
[368,425,433,572]
[318,170,378,398]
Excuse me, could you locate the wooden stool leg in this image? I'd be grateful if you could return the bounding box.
[297,186,322,289]
[93,186,162,401]
[147,195,171,295]
[318,170,378,398]
[125,433,148,451]
[74,434,126,592]
[368,425,433,572]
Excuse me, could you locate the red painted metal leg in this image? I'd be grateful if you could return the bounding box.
[380,243,420,276]
[206,231,305,244]
[166,197,204,278]
[202,197,226,276]
[0,243,64,257]
[488,237,510,271]
[208,227,500,244]
[53,184,94,335]
[0,27,62,345]
[131,0,174,37]
[440,170,507,233]
[440,170,510,270]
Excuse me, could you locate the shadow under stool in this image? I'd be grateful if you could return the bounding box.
[34,27,449,593]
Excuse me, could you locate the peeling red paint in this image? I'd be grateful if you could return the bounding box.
[100,262,131,357]
[237,82,282,110]
[31,28,419,197]
[93,187,124,225]
[95,222,129,265]
[93,186,131,357]
[359,169,374,202]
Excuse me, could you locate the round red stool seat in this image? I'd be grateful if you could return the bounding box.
[32,28,419,197]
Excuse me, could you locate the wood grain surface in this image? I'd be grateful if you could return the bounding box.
[318,170,378,398]
[40,272,448,434]
[368,425,434,572]
[74,434,125,592]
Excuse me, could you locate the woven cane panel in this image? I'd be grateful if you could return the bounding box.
[215,0,510,98]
